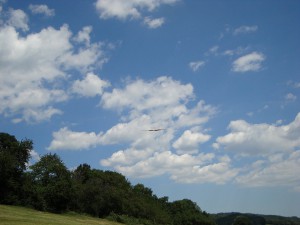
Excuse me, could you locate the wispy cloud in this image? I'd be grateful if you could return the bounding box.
[95,0,178,28]
[7,9,29,31]
[95,0,178,20]
[232,51,265,72]
[233,25,258,35]
[236,151,300,191]
[189,61,205,72]
[29,4,55,17]
[143,17,165,29]
[285,93,297,101]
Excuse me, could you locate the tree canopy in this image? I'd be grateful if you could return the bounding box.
[0,133,32,204]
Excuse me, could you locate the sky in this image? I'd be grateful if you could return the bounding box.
[1,0,300,217]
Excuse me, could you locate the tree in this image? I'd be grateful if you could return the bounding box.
[29,153,72,213]
[232,216,253,225]
[0,133,32,204]
[169,199,215,225]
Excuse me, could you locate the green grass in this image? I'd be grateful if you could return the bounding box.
[0,205,122,225]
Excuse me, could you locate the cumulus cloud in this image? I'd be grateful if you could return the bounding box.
[71,72,110,97]
[172,130,210,154]
[0,18,107,122]
[213,113,300,156]
[236,151,300,191]
[143,17,165,29]
[232,51,265,72]
[29,4,55,17]
[189,61,205,72]
[99,77,218,181]
[101,76,194,113]
[233,25,258,35]
[50,76,224,183]
[171,155,239,184]
[95,0,178,20]
[48,127,102,150]
[212,113,300,190]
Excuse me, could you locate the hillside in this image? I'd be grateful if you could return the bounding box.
[0,204,121,225]
[213,212,300,225]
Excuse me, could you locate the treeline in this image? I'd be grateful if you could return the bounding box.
[212,213,300,225]
[213,213,266,225]
[0,132,215,225]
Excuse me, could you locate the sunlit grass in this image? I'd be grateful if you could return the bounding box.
[0,204,121,225]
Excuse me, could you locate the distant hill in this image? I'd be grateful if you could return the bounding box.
[212,212,300,225]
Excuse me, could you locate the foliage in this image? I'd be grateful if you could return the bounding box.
[0,133,33,204]
[263,215,300,225]
[232,215,252,225]
[213,213,300,225]
[213,213,265,225]
[29,153,72,213]
[168,199,215,225]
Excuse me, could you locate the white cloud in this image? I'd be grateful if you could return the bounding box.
[213,113,300,156]
[74,26,93,46]
[172,130,210,154]
[30,149,41,162]
[95,0,178,20]
[236,151,300,191]
[222,46,250,56]
[106,151,216,179]
[295,82,300,88]
[29,4,55,17]
[212,112,300,190]
[171,156,239,184]
[101,147,155,167]
[208,45,219,55]
[232,51,265,72]
[143,17,165,29]
[287,80,300,89]
[0,23,107,123]
[189,61,205,72]
[48,127,102,150]
[233,25,258,35]
[71,72,110,97]
[50,76,224,184]
[99,77,217,180]
[285,93,297,101]
[7,9,29,31]
[101,76,194,113]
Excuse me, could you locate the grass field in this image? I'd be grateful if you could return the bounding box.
[0,204,121,225]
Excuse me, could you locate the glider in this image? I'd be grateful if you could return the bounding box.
[144,128,165,131]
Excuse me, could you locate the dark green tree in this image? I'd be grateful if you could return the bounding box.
[232,216,253,225]
[71,166,133,217]
[169,199,215,225]
[29,153,72,213]
[0,133,33,204]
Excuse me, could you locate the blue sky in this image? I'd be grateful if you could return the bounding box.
[1,0,300,217]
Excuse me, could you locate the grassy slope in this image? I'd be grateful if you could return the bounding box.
[0,205,121,225]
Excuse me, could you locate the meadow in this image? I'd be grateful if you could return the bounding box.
[0,205,121,225]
